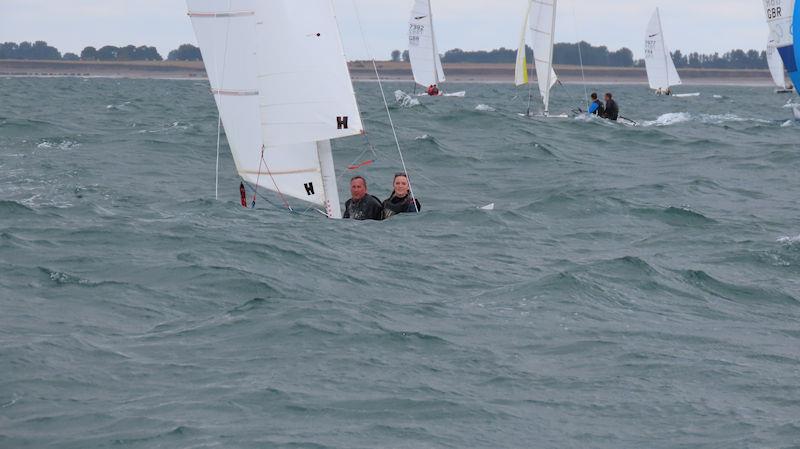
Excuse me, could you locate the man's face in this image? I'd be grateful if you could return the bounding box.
[605,95,611,102]
[350,179,367,200]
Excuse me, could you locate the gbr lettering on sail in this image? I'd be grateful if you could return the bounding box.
[765,0,784,19]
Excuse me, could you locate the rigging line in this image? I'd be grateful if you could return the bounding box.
[212,0,234,200]
[351,0,418,212]
[571,0,589,109]
[251,145,292,211]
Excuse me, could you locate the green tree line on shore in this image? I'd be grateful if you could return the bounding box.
[0,40,770,69]
[390,41,770,70]
[0,41,204,62]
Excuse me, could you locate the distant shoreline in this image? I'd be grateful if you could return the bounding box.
[0,59,776,86]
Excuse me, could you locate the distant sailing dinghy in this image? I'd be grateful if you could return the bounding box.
[187,0,365,218]
[408,0,465,97]
[767,39,793,93]
[515,0,567,117]
[644,8,699,97]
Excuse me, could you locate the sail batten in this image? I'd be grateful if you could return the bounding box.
[644,8,681,91]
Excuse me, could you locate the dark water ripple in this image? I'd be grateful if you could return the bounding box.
[1,77,799,448]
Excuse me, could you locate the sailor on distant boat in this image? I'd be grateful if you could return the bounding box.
[343,176,384,221]
[383,172,421,219]
[426,84,440,96]
[602,93,619,121]
[587,92,605,116]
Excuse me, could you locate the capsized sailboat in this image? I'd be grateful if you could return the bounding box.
[515,0,564,117]
[187,0,364,219]
[644,8,698,97]
[408,0,465,97]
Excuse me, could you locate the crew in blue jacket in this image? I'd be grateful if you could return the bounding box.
[587,92,604,116]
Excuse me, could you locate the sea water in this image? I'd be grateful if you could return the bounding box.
[1,77,799,448]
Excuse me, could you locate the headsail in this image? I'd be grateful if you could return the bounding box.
[529,0,558,113]
[188,0,363,218]
[762,0,799,90]
[767,38,788,89]
[644,8,681,91]
[408,0,445,88]
[515,0,534,86]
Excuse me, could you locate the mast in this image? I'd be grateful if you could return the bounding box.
[544,0,557,115]
[428,0,439,85]
[317,140,341,219]
[656,8,671,88]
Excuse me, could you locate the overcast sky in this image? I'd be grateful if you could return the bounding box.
[0,0,768,60]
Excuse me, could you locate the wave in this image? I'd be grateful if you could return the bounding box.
[36,138,81,150]
[681,269,797,305]
[642,112,771,127]
[777,234,800,244]
[475,104,496,112]
[393,90,420,108]
[0,200,35,214]
[632,205,716,226]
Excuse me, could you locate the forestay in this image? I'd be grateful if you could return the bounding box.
[408,0,445,88]
[644,8,682,91]
[529,0,558,113]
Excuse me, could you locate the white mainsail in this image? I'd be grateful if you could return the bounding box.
[408,0,445,88]
[529,0,558,114]
[644,8,682,91]
[188,0,364,218]
[767,39,788,89]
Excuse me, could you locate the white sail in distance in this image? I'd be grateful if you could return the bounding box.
[515,0,534,86]
[644,8,682,91]
[767,39,788,89]
[529,0,558,113]
[188,0,364,218]
[408,0,446,88]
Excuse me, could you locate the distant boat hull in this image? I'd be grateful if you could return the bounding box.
[775,87,795,94]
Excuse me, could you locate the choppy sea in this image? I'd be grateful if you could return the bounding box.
[1,76,799,449]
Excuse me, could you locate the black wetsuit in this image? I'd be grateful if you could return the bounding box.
[343,195,384,220]
[603,99,619,121]
[382,193,421,219]
[590,99,604,116]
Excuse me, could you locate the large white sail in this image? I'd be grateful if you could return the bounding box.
[515,0,534,86]
[529,0,558,113]
[408,0,445,88]
[188,0,362,218]
[767,39,788,89]
[644,8,682,91]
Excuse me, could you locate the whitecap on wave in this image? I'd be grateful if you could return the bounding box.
[36,139,80,150]
[777,235,800,244]
[642,112,771,127]
[475,104,495,112]
[394,90,420,108]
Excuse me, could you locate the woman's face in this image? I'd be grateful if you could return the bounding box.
[393,175,409,196]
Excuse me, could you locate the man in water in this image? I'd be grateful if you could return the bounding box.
[587,92,604,116]
[426,84,440,96]
[602,92,619,121]
[343,176,383,220]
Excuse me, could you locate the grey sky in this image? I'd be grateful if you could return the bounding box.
[0,1,768,60]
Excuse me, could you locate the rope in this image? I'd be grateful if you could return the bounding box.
[571,0,589,110]
[351,0,418,212]
[212,0,234,200]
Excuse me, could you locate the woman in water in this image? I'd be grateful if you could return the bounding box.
[383,172,421,219]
